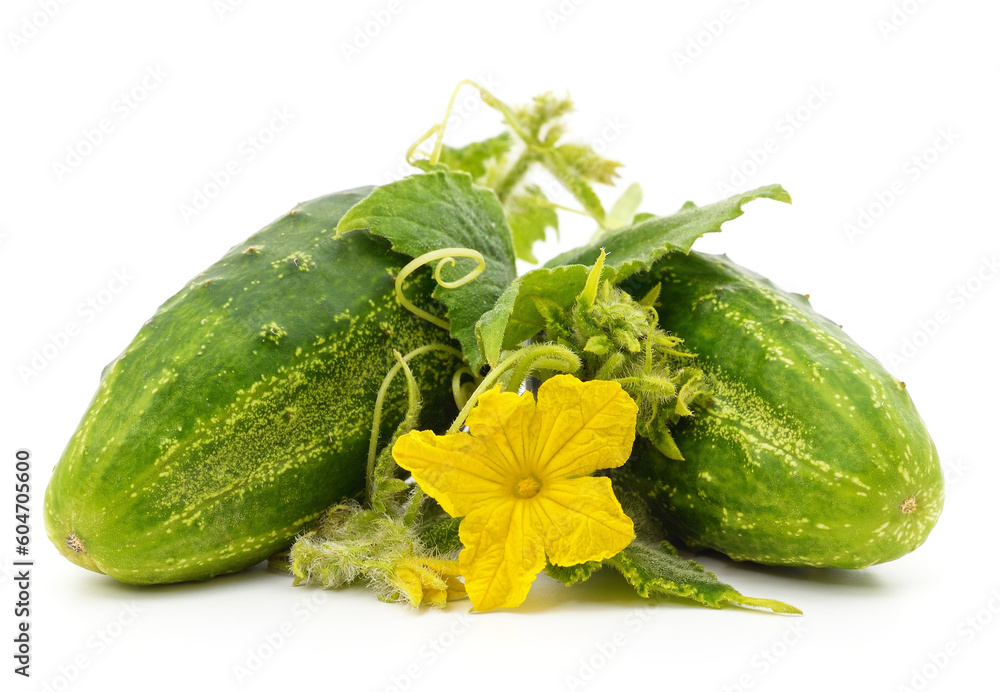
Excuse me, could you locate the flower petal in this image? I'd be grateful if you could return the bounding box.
[529,375,638,480]
[393,429,509,518]
[419,557,467,602]
[534,476,635,566]
[464,385,538,477]
[389,564,427,607]
[459,500,547,611]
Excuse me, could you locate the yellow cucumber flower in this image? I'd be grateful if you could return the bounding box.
[393,374,638,611]
[389,556,466,609]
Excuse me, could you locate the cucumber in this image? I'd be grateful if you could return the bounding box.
[618,252,944,568]
[44,187,461,584]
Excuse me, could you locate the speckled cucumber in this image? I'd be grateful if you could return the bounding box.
[618,252,944,568]
[44,187,461,584]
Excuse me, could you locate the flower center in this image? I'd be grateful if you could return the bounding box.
[514,476,541,499]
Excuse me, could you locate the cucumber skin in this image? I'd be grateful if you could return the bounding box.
[619,252,944,568]
[44,187,461,584]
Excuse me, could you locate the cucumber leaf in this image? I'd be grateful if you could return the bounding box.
[545,537,801,613]
[544,558,603,587]
[412,134,513,180]
[418,515,463,555]
[475,185,790,366]
[337,171,517,370]
[605,182,643,230]
[545,184,791,282]
[507,185,559,264]
[606,538,801,613]
[546,493,800,614]
[408,88,624,263]
[476,265,589,367]
[494,92,622,225]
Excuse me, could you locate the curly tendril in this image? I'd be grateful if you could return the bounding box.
[395,248,486,332]
[450,366,477,411]
[406,79,517,168]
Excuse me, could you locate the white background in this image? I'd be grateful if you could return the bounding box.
[2,1,998,691]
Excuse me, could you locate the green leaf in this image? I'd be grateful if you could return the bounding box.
[418,515,463,555]
[547,538,800,614]
[507,185,559,263]
[605,182,643,230]
[476,264,590,367]
[431,133,513,182]
[546,559,603,587]
[475,186,791,365]
[545,184,792,282]
[540,145,612,224]
[475,88,621,230]
[546,494,800,613]
[337,171,517,370]
[608,539,801,613]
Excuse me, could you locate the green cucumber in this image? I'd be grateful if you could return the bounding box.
[618,252,944,568]
[44,187,461,584]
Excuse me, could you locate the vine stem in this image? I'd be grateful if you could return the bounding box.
[402,486,425,528]
[406,79,531,168]
[445,343,581,434]
[366,343,465,505]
